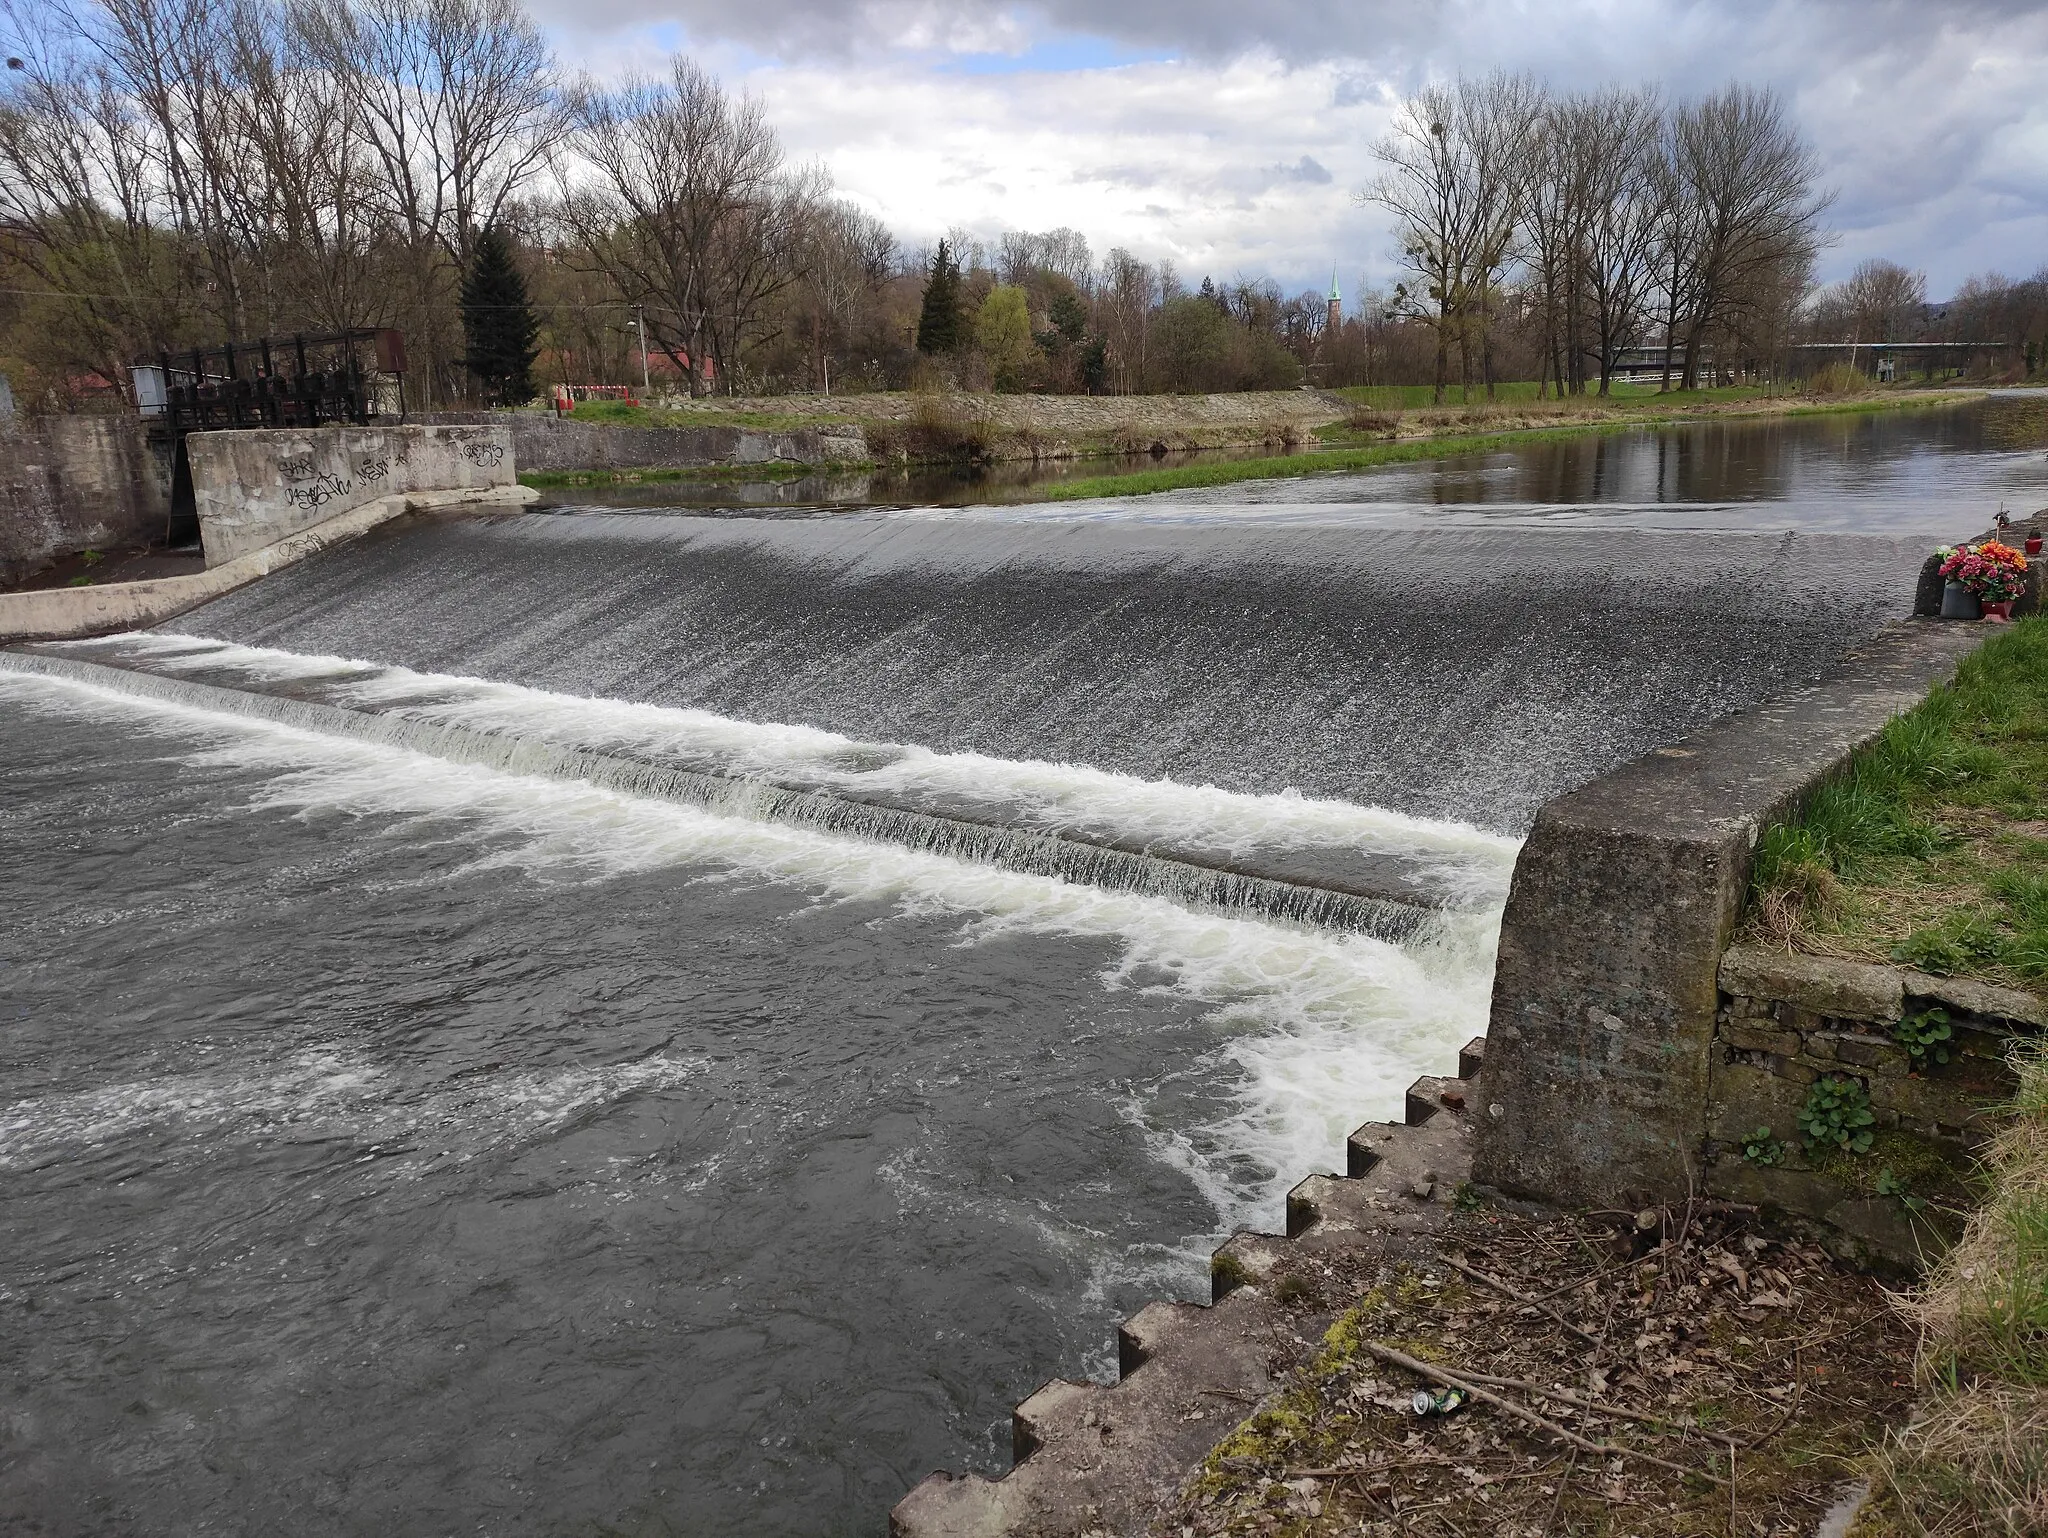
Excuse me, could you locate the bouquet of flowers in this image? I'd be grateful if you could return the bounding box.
[1937,541,2029,604]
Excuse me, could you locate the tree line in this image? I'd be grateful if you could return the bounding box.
[2,4,2041,411]
[1363,74,1835,400]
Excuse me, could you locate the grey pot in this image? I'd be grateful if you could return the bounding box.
[1941,580,1982,621]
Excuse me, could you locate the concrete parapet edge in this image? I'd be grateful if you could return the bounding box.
[0,484,537,642]
[1471,618,1992,1211]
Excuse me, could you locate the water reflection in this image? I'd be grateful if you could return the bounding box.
[534,399,2048,538]
[537,444,1284,516]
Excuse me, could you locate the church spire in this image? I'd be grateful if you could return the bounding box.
[1326,266,1342,329]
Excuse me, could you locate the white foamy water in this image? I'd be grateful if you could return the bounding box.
[0,1045,706,1173]
[56,632,1520,911]
[1,661,1503,1232]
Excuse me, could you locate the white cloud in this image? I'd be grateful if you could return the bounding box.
[538,1,2048,295]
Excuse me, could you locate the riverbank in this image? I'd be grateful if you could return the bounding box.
[1747,616,2048,994]
[514,387,1982,501]
[1170,1202,1914,1537]
[1042,390,1979,503]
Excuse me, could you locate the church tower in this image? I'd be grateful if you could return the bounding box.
[1326,267,1342,331]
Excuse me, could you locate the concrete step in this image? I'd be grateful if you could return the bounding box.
[1207,1230,1290,1302]
[892,1039,1490,1538]
[891,1285,1286,1538]
[1405,1073,1468,1126]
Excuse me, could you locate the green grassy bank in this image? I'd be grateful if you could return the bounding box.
[1748,616,2048,990]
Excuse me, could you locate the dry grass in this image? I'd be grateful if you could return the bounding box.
[1807,362,1871,396]
[1864,1047,2048,1534]
[1342,406,1400,437]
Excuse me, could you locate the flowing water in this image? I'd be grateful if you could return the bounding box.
[4,401,2044,1536]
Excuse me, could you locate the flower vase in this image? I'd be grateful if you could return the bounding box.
[1940,581,1981,621]
[1982,600,2015,623]
[2028,534,2044,556]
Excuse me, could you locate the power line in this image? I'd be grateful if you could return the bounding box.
[0,282,692,317]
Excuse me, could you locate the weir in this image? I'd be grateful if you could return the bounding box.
[1,646,1446,938]
[159,507,1939,830]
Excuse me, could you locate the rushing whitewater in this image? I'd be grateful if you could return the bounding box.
[0,662,1499,1533]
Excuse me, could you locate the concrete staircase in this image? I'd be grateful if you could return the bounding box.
[890,1039,1486,1538]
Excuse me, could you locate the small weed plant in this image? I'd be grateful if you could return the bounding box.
[1741,1126,1784,1166]
[1875,1166,1929,1214]
[1894,1006,1956,1070]
[1799,1075,1876,1155]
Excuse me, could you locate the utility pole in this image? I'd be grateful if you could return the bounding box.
[635,305,650,395]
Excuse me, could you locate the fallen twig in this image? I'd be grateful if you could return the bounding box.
[1447,1366,1738,1449]
[1727,1441,1739,1538]
[1445,1255,1601,1343]
[1361,1342,1730,1488]
[1738,1346,1805,1450]
[1540,1448,1578,1537]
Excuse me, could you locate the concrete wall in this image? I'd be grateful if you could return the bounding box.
[1471,619,1990,1212]
[190,423,514,567]
[1705,945,2039,1263]
[0,485,537,642]
[0,416,171,585]
[413,412,868,472]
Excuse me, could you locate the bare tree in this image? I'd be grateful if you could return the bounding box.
[1663,84,1829,388]
[1577,87,1664,394]
[560,57,819,395]
[1458,72,1542,398]
[1096,246,1155,394]
[1362,82,1467,403]
[1839,258,1926,342]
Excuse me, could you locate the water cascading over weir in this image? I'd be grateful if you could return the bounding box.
[0,478,1980,1538]
[61,508,1933,806]
[4,509,1937,944]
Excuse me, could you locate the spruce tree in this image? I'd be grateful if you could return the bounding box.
[460,224,541,405]
[916,240,962,355]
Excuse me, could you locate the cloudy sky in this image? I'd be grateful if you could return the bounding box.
[530,0,2048,301]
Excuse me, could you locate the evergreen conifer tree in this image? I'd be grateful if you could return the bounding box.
[460,224,541,405]
[916,240,963,355]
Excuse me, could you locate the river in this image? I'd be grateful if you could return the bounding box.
[1,399,2042,1536]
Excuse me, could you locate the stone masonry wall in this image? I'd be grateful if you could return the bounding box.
[1471,620,1988,1210]
[1704,945,2042,1264]
[0,415,171,586]
[412,412,868,473]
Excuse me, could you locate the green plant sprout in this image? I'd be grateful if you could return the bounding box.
[1894,1006,1955,1071]
[1740,1126,1784,1166]
[1800,1075,1877,1154]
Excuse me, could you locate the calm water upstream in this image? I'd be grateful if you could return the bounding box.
[3,400,2044,1536]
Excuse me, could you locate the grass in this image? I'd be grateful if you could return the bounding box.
[1863,1044,2048,1534]
[1040,421,1650,500]
[1746,618,2048,992]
